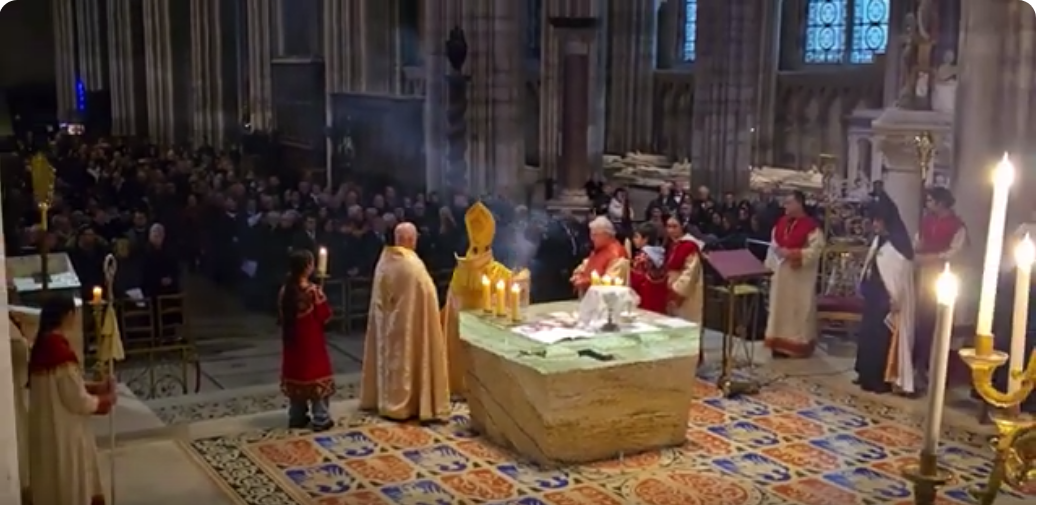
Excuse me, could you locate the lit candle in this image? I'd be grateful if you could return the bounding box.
[922,264,959,454]
[510,283,521,321]
[481,275,492,312]
[590,271,600,286]
[495,279,506,316]
[1009,235,1034,393]
[317,247,328,277]
[91,286,103,304]
[601,275,612,286]
[612,277,624,287]
[975,154,1015,354]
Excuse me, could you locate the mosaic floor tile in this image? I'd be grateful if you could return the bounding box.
[186,377,1033,504]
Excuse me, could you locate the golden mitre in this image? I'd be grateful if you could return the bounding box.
[464,201,496,255]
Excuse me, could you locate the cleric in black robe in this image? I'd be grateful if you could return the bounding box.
[854,191,917,395]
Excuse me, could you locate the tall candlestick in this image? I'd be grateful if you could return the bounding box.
[495,280,506,316]
[1009,235,1034,392]
[481,275,492,313]
[317,247,328,277]
[922,264,959,454]
[975,154,1015,354]
[91,286,103,304]
[510,283,521,321]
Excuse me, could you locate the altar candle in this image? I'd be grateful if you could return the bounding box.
[317,247,328,277]
[975,154,1015,354]
[590,271,600,286]
[601,275,612,286]
[481,275,492,312]
[1009,236,1034,392]
[612,277,623,287]
[510,283,521,321]
[91,286,102,304]
[922,264,959,454]
[495,280,506,316]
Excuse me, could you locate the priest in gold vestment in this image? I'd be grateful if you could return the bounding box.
[441,202,525,396]
[29,296,116,505]
[360,223,451,421]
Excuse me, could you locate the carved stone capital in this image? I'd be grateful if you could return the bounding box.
[871,107,954,170]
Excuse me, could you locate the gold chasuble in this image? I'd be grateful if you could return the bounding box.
[442,202,527,396]
[360,246,451,421]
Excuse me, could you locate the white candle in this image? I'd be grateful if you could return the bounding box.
[317,247,328,276]
[976,154,1015,340]
[923,264,959,454]
[1009,235,1035,392]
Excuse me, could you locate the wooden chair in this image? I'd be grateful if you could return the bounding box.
[116,298,156,352]
[156,293,201,395]
[816,244,868,335]
[345,276,373,332]
[323,278,347,332]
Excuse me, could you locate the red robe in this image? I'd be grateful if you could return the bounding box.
[772,214,819,268]
[631,249,668,313]
[280,284,335,400]
[917,212,964,255]
[664,237,699,300]
[575,239,628,288]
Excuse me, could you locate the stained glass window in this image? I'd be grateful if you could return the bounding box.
[803,0,847,63]
[682,0,697,62]
[850,0,889,63]
[802,0,889,64]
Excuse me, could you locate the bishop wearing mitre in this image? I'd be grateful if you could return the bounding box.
[570,217,630,292]
[442,202,526,397]
[360,223,451,421]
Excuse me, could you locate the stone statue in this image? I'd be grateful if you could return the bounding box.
[936,50,957,82]
[896,13,920,106]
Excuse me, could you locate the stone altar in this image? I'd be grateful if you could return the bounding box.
[6,253,86,363]
[459,301,700,465]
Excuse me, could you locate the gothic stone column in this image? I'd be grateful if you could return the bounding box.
[107,0,147,136]
[547,17,597,210]
[189,0,239,147]
[603,0,655,153]
[52,0,77,120]
[245,0,275,130]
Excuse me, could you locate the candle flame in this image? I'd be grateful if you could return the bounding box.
[993,153,1015,188]
[481,275,491,286]
[935,263,959,307]
[510,283,521,293]
[1015,234,1035,268]
[495,279,505,289]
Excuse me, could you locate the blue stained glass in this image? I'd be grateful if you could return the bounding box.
[803,0,847,63]
[683,0,697,62]
[850,0,889,63]
[75,78,86,112]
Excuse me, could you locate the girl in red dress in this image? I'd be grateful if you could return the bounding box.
[630,222,668,313]
[279,250,335,430]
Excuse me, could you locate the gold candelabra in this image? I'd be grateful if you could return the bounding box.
[29,153,55,290]
[959,348,1036,505]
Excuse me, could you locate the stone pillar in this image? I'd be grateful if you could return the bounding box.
[455,0,524,194]
[423,0,450,192]
[546,17,597,210]
[52,0,77,120]
[245,0,275,130]
[142,0,190,144]
[603,0,656,153]
[107,0,147,136]
[75,0,107,90]
[189,0,238,147]
[953,0,1036,324]
[690,0,771,190]
[539,0,605,183]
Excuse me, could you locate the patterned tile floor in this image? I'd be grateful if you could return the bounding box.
[186,376,1034,505]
